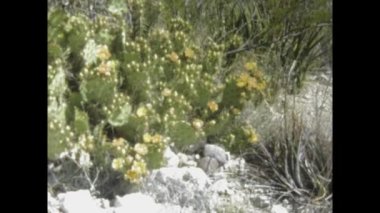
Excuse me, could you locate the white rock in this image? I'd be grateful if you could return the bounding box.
[208,189,249,213]
[198,156,219,174]
[177,152,188,162]
[223,157,246,174]
[271,204,289,213]
[48,192,60,213]
[251,195,271,209]
[154,167,210,188]
[209,179,230,195]
[186,160,197,167]
[57,190,105,213]
[155,203,194,213]
[204,144,229,165]
[230,190,245,205]
[114,192,159,213]
[96,198,110,209]
[177,152,198,167]
[142,167,211,210]
[163,146,179,167]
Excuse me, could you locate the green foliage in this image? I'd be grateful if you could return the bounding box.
[107,101,132,127]
[48,119,75,160]
[168,121,200,150]
[74,107,90,135]
[221,79,243,109]
[145,147,164,170]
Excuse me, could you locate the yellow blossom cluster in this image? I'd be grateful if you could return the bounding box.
[207,101,219,112]
[134,143,148,155]
[184,47,195,59]
[192,118,204,130]
[161,88,172,97]
[236,62,266,91]
[167,51,180,64]
[97,61,114,76]
[244,62,257,72]
[112,157,125,171]
[136,106,148,117]
[110,137,150,184]
[143,133,164,144]
[124,160,148,183]
[243,126,260,144]
[78,134,95,151]
[111,137,130,155]
[97,45,111,61]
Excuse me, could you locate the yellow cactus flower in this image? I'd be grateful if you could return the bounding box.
[134,143,148,155]
[167,51,179,64]
[246,77,258,90]
[135,153,142,160]
[111,158,125,171]
[253,69,264,78]
[248,132,259,144]
[112,138,125,147]
[97,45,111,61]
[124,160,147,183]
[207,101,219,112]
[125,155,134,165]
[136,106,147,117]
[236,72,250,88]
[256,81,267,91]
[192,119,204,130]
[151,134,163,144]
[97,62,111,76]
[161,88,172,97]
[244,62,257,71]
[132,160,147,174]
[243,127,260,144]
[124,170,140,183]
[143,133,152,143]
[184,47,195,59]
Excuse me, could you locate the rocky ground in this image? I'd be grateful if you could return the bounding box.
[48,71,332,213]
[49,146,291,213]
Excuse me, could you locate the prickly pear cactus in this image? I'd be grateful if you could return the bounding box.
[48,1,267,184]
